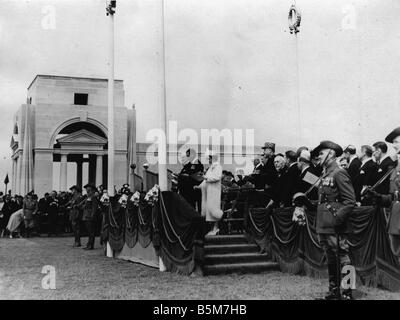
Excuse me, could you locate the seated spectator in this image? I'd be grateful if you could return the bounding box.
[6,206,24,238]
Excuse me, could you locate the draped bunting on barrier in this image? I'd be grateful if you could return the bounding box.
[124,203,139,248]
[246,206,400,291]
[107,202,125,252]
[137,204,153,248]
[103,190,205,275]
[104,197,157,252]
[157,191,205,275]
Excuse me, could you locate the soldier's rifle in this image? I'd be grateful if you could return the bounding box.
[360,165,397,198]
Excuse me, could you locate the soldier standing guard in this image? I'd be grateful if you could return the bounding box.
[297,141,356,300]
[79,183,99,250]
[66,185,83,247]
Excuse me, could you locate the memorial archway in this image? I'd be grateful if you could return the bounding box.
[52,121,108,191]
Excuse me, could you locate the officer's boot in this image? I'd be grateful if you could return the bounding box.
[341,288,353,300]
[325,262,340,300]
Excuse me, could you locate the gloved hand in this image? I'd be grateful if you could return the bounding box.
[364,189,383,205]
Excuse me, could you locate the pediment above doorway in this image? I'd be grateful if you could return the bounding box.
[56,129,107,151]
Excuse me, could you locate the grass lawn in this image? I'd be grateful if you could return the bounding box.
[0,237,399,300]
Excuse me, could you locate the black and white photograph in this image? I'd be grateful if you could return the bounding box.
[1,0,400,304]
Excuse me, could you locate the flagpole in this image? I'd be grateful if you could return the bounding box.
[158,0,168,192]
[107,1,116,197]
[106,0,116,259]
[158,0,168,272]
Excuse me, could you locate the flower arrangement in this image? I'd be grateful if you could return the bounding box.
[118,194,129,208]
[292,206,306,226]
[130,191,141,207]
[144,184,159,206]
[100,192,110,205]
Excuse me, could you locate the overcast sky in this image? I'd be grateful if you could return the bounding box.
[0,0,400,184]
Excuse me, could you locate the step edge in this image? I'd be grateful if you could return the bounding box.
[204,253,269,258]
[203,262,280,268]
[204,243,257,247]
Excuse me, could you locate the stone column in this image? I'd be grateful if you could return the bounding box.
[96,155,103,186]
[33,150,53,197]
[88,155,96,185]
[11,158,16,194]
[17,153,23,195]
[59,154,68,191]
[76,160,83,188]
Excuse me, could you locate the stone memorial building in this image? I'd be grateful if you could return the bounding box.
[11,75,136,197]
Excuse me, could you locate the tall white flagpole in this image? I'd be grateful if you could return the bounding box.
[158,0,168,192]
[106,0,116,258]
[158,0,168,272]
[107,0,116,197]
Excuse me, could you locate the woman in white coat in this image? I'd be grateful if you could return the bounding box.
[196,150,223,236]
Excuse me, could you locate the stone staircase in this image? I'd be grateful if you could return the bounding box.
[202,234,280,275]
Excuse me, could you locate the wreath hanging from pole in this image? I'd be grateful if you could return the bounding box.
[288,4,301,34]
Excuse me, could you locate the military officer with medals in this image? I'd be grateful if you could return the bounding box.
[295,141,356,300]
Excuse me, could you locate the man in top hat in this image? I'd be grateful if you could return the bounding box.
[79,183,99,250]
[366,128,400,261]
[178,148,204,212]
[261,142,278,188]
[66,185,83,247]
[301,141,356,299]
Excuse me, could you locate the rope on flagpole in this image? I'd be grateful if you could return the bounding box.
[288,3,302,145]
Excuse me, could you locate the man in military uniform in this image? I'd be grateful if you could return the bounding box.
[299,141,356,299]
[79,183,99,250]
[66,185,83,247]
